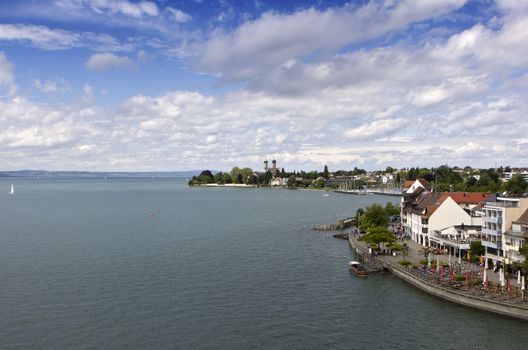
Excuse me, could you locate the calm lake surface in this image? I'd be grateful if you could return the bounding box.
[0,178,526,349]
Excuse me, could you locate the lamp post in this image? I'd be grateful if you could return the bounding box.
[505,257,510,293]
[403,243,408,262]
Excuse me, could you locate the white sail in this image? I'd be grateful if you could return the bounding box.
[9,184,14,195]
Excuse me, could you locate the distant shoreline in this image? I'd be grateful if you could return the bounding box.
[0,170,202,179]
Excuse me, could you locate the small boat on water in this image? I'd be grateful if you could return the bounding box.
[9,184,14,195]
[322,193,330,197]
[349,261,368,277]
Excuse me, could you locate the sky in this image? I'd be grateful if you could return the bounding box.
[0,0,527,172]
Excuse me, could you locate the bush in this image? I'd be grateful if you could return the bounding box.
[455,275,466,282]
[472,279,482,286]
[399,260,412,267]
[419,259,428,266]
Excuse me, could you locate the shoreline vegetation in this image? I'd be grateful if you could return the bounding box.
[188,164,528,195]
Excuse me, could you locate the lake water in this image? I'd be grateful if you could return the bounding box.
[0,178,526,349]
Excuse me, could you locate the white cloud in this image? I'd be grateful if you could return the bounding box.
[0,52,17,95]
[0,23,81,50]
[1,1,528,171]
[167,7,192,23]
[85,53,136,71]
[344,119,403,141]
[86,0,159,18]
[0,23,131,51]
[195,0,466,81]
[0,97,103,152]
[82,84,94,104]
[34,79,70,93]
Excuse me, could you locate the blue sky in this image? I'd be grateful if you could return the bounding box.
[0,0,526,171]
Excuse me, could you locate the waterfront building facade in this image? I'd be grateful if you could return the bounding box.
[501,208,528,264]
[402,191,490,247]
[481,197,528,264]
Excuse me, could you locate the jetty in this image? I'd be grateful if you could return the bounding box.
[333,189,403,197]
[314,218,354,231]
[348,233,528,320]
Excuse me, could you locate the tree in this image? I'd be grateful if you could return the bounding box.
[222,173,232,184]
[505,174,528,196]
[248,174,258,185]
[287,175,296,188]
[313,178,325,188]
[213,172,225,184]
[354,208,365,228]
[261,170,272,185]
[385,202,400,216]
[469,241,485,258]
[363,227,396,251]
[466,176,477,188]
[230,166,253,184]
[323,165,329,179]
[359,204,388,231]
[385,166,395,174]
[199,170,214,181]
[520,244,528,274]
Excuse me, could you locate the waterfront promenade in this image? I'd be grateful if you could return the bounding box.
[348,233,528,320]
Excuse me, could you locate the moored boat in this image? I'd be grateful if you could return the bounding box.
[349,261,368,277]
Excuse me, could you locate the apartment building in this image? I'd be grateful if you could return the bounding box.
[481,197,528,264]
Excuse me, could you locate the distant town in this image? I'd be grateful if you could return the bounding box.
[188,160,528,195]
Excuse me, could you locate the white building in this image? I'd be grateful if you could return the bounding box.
[402,178,430,194]
[500,170,528,182]
[402,191,490,246]
[270,177,288,187]
[429,224,483,258]
[503,209,528,264]
[482,197,528,264]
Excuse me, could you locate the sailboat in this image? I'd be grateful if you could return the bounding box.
[9,184,14,195]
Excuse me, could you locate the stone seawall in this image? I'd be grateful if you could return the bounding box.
[348,234,528,321]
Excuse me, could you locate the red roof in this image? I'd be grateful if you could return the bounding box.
[442,192,492,204]
[514,208,528,225]
[403,178,430,190]
[402,180,414,189]
[421,192,491,218]
[417,178,430,189]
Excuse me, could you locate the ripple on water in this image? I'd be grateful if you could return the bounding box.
[1,180,527,349]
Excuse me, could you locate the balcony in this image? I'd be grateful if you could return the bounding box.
[484,216,502,225]
[482,227,501,236]
[485,201,519,208]
[503,241,520,251]
[429,232,475,250]
[482,240,499,249]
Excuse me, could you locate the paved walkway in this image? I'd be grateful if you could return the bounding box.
[348,232,527,305]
